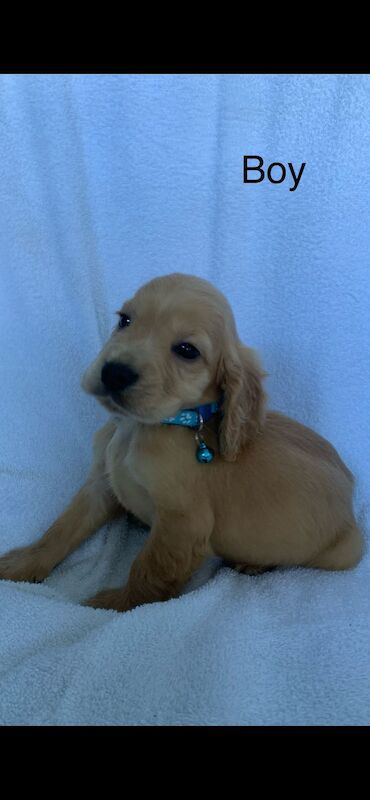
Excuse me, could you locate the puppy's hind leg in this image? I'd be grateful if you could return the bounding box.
[306,521,364,571]
[0,422,124,583]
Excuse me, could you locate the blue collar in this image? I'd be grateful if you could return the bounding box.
[161,399,221,429]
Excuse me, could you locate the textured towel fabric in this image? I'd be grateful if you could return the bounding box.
[0,74,369,726]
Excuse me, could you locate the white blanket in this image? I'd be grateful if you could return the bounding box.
[0,74,369,725]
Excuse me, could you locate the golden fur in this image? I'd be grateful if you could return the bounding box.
[0,273,364,611]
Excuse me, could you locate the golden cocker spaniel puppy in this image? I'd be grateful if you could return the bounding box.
[0,274,363,611]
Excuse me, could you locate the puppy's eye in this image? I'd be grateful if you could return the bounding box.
[172,342,200,360]
[117,313,131,329]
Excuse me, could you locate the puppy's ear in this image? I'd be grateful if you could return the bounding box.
[217,343,267,462]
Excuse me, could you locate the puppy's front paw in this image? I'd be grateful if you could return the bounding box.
[84,588,132,613]
[0,546,51,583]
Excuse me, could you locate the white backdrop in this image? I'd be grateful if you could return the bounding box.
[0,74,369,725]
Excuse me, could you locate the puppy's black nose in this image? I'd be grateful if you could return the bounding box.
[101,362,139,392]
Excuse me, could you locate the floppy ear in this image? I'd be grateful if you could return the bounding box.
[217,343,267,462]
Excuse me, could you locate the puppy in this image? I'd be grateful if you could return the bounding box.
[0,273,363,611]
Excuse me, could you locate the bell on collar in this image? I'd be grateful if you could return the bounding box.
[195,433,214,463]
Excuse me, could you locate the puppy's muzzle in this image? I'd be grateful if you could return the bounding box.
[101,362,139,393]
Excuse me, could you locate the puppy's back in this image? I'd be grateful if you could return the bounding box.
[265,411,354,484]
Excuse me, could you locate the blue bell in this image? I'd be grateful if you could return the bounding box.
[196,438,214,463]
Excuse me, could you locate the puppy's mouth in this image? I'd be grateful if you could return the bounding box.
[97,389,128,414]
[96,389,162,425]
[109,390,125,408]
[83,376,167,424]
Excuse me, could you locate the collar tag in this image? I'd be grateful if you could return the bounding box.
[161,400,221,464]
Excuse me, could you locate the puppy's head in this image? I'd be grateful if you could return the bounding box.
[82,273,266,460]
